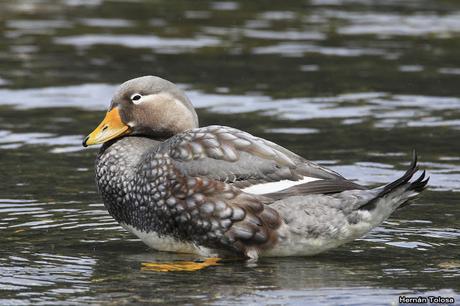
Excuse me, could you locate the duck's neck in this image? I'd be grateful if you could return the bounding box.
[130,129,176,142]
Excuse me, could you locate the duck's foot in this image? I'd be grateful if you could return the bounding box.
[141,257,221,272]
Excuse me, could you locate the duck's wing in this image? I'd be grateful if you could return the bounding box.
[159,125,352,192]
[153,125,362,258]
[151,173,282,259]
[263,178,367,200]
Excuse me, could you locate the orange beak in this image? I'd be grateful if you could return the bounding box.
[82,107,131,147]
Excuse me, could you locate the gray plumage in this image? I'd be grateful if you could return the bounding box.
[87,76,429,260]
[266,154,428,257]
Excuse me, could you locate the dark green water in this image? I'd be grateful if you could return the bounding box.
[0,0,459,305]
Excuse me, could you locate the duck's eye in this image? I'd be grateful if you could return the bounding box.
[130,93,143,104]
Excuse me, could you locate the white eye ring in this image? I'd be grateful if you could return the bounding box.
[130,93,143,104]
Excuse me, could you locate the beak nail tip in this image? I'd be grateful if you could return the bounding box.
[82,136,89,147]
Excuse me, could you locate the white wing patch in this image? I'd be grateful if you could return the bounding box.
[242,176,320,195]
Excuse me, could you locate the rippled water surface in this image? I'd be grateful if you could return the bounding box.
[0,0,459,305]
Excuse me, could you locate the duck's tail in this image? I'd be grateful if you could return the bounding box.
[360,151,429,212]
[262,151,429,257]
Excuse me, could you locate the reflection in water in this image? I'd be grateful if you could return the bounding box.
[0,251,95,304]
[0,0,459,304]
[334,11,460,36]
[2,85,460,129]
[55,34,221,53]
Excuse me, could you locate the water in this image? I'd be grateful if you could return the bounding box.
[0,0,459,304]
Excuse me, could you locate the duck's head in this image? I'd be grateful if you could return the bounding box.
[83,76,198,147]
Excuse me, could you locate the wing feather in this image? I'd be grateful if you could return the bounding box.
[161,125,344,188]
[149,126,363,257]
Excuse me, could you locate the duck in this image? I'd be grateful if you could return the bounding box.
[82,75,428,261]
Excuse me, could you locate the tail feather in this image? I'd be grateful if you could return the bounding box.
[377,151,428,197]
[407,170,429,193]
[361,151,429,211]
